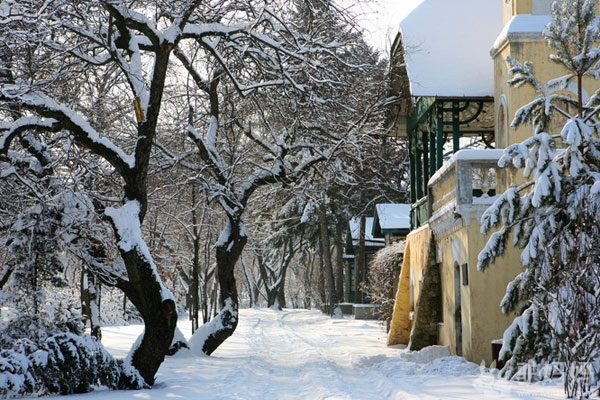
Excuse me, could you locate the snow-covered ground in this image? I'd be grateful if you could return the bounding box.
[43,308,565,400]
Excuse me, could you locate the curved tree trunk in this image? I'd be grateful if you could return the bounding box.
[110,46,177,386]
[130,301,177,385]
[276,271,287,309]
[108,201,178,386]
[200,218,246,355]
[257,237,295,310]
[116,248,178,386]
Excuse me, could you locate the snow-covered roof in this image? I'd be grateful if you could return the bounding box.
[373,204,411,238]
[491,14,552,57]
[348,217,384,247]
[399,0,501,97]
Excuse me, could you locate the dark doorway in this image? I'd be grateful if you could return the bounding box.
[454,261,462,357]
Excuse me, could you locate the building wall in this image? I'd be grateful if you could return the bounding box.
[466,220,522,364]
[391,0,600,365]
[503,0,556,24]
[435,216,522,365]
[453,0,600,365]
[494,41,548,146]
[436,229,468,357]
[387,225,432,346]
[495,1,600,150]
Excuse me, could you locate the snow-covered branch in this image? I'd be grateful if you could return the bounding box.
[0,116,57,153]
[102,3,162,49]
[105,200,174,303]
[0,86,134,173]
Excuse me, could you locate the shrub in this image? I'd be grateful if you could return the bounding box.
[360,240,404,330]
[0,332,145,397]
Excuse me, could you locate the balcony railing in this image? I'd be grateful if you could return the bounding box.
[411,149,505,230]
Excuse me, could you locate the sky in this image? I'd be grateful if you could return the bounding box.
[353,0,424,53]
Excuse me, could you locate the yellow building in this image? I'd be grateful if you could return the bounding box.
[386,0,598,365]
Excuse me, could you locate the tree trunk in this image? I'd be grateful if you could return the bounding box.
[242,257,258,308]
[200,218,246,355]
[191,187,200,333]
[256,254,276,307]
[202,235,213,324]
[81,267,102,340]
[303,250,314,309]
[356,215,367,303]
[274,238,295,309]
[116,248,178,386]
[318,242,327,307]
[257,238,294,310]
[0,267,13,290]
[276,271,287,309]
[319,204,337,315]
[334,219,345,303]
[122,293,127,321]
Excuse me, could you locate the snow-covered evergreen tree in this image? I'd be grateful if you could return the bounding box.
[478,1,600,397]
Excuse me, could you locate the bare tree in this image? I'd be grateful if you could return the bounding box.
[0,0,374,382]
[174,0,376,351]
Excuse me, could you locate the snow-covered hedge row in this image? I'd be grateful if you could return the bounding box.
[0,333,144,397]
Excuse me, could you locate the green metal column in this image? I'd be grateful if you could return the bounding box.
[452,101,460,153]
[409,134,417,203]
[415,132,423,200]
[422,130,429,193]
[436,104,444,169]
[428,114,436,177]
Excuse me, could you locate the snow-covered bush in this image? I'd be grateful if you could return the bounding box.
[0,333,145,398]
[0,289,85,349]
[0,346,36,397]
[360,241,404,330]
[1,314,73,350]
[39,333,143,394]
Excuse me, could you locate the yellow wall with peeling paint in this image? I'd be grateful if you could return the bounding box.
[435,219,522,364]
[387,225,432,346]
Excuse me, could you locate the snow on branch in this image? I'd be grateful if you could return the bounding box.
[102,3,162,48]
[480,187,520,234]
[477,228,508,272]
[507,56,579,131]
[180,17,334,95]
[186,120,229,187]
[110,33,149,119]
[238,121,280,156]
[500,272,526,314]
[0,86,135,171]
[531,159,561,207]
[0,116,57,152]
[105,200,174,302]
[560,118,593,177]
[506,56,542,91]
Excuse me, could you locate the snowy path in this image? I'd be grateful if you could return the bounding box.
[46,308,564,400]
